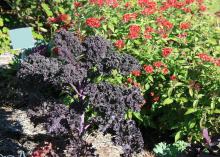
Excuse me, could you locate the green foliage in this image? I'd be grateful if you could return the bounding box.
[6,0,75,39]
[0,17,11,54]
[1,0,220,143]
[153,141,189,157]
[68,0,220,142]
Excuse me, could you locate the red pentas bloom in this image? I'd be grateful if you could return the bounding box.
[47,17,57,23]
[86,17,101,28]
[89,0,104,6]
[178,33,188,38]
[197,0,204,4]
[128,25,141,39]
[74,1,82,8]
[138,0,156,8]
[153,61,164,68]
[197,53,213,62]
[123,13,138,23]
[213,58,220,66]
[182,7,192,13]
[185,0,195,4]
[170,75,176,80]
[174,2,185,9]
[145,26,154,33]
[199,5,206,11]
[131,70,141,76]
[106,0,119,8]
[160,2,171,11]
[141,7,156,15]
[133,82,141,88]
[58,14,71,23]
[124,2,132,8]
[162,67,169,75]
[180,22,190,30]
[152,96,160,102]
[114,40,125,49]
[143,65,154,74]
[162,47,172,57]
[157,17,173,30]
[127,77,133,84]
[53,47,60,54]
[144,26,154,39]
[140,0,157,15]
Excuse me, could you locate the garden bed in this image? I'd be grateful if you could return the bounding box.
[0,0,220,157]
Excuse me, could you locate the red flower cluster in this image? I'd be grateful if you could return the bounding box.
[127,77,133,84]
[153,61,164,68]
[143,65,154,74]
[59,14,71,23]
[124,2,132,8]
[197,53,220,67]
[182,7,192,13]
[139,0,157,15]
[185,0,195,4]
[123,13,138,23]
[106,0,119,8]
[213,58,220,67]
[144,26,154,39]
[157,17,173,30]
[162,67,169,75]
[128,25,141,39]
[197,53,213,62]
[89,0,104,6]
[197,0,204,4]
[131,70,141,76]
[114,40,125,49]
[160,0,184,11]
[162,47,173,57]
[89,0,118,8]
[178,33,188,38]
[31,143,52,157]
[47,17,57,23]
[74,2,82,8]
[170,75,177,80]
[47,14,71,24]
[180,22,190,30]
[138,0,156,8]
[199,5,206,12]
[127,78,141,88]
[86,17,101,28]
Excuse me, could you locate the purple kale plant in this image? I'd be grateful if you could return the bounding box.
[16,30,145,156]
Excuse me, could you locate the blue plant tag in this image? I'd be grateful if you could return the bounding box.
[9,27,35,50]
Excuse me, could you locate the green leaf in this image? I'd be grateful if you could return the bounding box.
[108,23,114,32]
[127,111,132,119]
[189,122,196,129]
[163,98,173,105]
[213,109,220,114]
[133,112,143,122]
[58,7,65,14]
[145,83,150,90]
[175,131,182,142]
[148,75,154,82]
[193,100,199,108]
[174,82,183,87]
[211,101,215,110]
[2,27,8,33]
[184,108,197,115]
[168,88,173,97]
[41,3,53,17]
[189,88,193,97]
[63,95,74,106]
[0,18,3,27]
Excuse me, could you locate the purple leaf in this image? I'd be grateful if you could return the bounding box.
[202,128,211,145]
